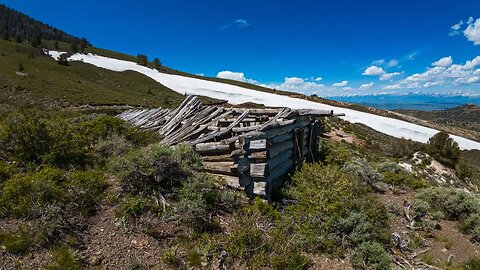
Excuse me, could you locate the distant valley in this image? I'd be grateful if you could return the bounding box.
[329,93,480,111]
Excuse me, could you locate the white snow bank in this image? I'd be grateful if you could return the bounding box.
[48,51,480,150]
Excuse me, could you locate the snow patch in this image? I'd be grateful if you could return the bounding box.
[47,51,480,150]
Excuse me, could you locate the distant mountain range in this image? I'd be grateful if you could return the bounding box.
[328,93,480,111]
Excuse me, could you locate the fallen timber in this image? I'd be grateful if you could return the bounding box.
[118,95,344,197]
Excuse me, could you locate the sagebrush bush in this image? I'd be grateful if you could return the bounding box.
[94,134,133,162]
[108,143,201,195]
[342,158,383,185]
[351,241,392,270]
[0,111,90,168]
[413,187,480,241]
[173,173,238,232]
[286,163,390,255]
[0,167,106,218]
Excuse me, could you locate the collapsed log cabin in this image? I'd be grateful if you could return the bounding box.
[117,95,344,197]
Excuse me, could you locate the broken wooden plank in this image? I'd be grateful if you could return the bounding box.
[249,139,267,150]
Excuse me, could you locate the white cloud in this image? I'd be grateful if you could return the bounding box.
[284,77,305,85]
[221,19,251,30]
[372,59,385,65]
[216,70,259,84]
[452,21,463,30]
[359,82,374,89]
[450,20,464,36]
[423,81,442,88]
[432,56,453,67]
[362,65,386,76]
[386,59,399,68]
[464,17,480,45]
[474,69,480,75]
[314,77,323,81]
[343,87,353,90]
[383,84,402,90]
[380,72,401,81]
[463,56,480,70]
[394,55,480,90]
[217,71,247,82]
[332,80,348,87]
[456,76,480,84]
[406,52,418,61]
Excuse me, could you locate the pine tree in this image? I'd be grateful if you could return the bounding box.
[2,26,9,40]
[15,34,22,43]
[31,34,41,47]
[153,58,162,69]
[54,41,59,49]
[78,38,88,53]
[136,54,148,66]
[70,40,79,52]
[427,131,461,168]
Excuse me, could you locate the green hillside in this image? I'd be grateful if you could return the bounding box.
[0,39,187,110]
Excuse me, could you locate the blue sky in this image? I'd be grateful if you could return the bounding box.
[2,0,480,96]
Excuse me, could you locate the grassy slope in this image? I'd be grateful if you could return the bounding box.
[0,39,185,109]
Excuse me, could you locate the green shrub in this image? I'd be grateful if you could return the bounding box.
[286,164,390,254]
[108,143,201,196]
[117,194,160,218]
[173,174,238,232]
[456,162,473,181]
[351,241,392,270]
[94,134,133,162]
[0,167,106,218]
[46,247,82,270]
[65,170,106,214]
[413,187,480,220]
[0,160,12,183]
[0,111,90,168]
[79,115,161,146]
[0,226,34,254]
[342,158,383,185]
[413,187,480,241]
[0,167,65,217]
[382,171,427,189]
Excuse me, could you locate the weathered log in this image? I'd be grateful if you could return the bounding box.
[248,151,267,160]
[196,142,232,155]
[250,163,268,178]
[201,155,234,162]
[297,109,333,116]
[203,161,237,176]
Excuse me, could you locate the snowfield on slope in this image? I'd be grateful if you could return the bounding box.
[49,51,480,150]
